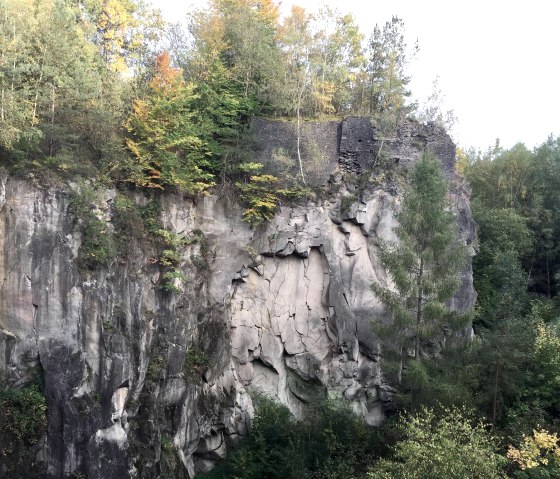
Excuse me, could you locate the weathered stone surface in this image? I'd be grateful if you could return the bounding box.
[0,117,475,478]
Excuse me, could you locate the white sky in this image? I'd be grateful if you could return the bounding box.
[155,0,560,151]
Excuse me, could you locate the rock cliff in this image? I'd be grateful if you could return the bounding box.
[0,117,475,478]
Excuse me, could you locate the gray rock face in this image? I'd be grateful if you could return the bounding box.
[0,117,475,478]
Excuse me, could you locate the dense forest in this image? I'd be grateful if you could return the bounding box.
[1,0,560,478]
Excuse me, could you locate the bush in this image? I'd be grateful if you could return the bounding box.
[0,384,47,461]
[79,218,117,269]
[69,185,116,270]
[183,346,210,381]
[198,397,380,479]
[367,407,506,479]
[508,429,560,478]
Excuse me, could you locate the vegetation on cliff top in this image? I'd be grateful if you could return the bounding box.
[0,0,424,224]
[1,1,560,478]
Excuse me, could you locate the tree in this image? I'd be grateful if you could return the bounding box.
[125,52,216,192]
[125,52,252,193]
[368,408,506,479]
[80,0,163,73]
[464,140,560,300]
[371,153,468,406]
[508,428,560,478]
[185,0,282,110]
[416,75,457,133]
[306,7,364,116]
[0,0,40,150]
[278,5,314,185]
[366,17,416,128]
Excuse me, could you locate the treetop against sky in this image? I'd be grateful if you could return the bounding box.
[158,0,560,151]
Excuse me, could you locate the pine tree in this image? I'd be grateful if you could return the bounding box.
[372,152,468,407]
[366,16,417,163]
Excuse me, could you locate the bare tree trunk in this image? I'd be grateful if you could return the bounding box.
[49,83,55,156]
[1,14,5,122]
[397,345,403,384]
[31,47,46,126]
[295,79,306,186]
[372,138,385,169]
[10,21,16,95]
[244,69,250,98]
[0,10,6,122]
[410,258,424,414]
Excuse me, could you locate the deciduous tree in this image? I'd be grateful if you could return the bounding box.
[368,408,506,479]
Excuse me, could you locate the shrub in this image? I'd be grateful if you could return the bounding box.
[0,384,47,459]
[69,185,117,270]
[183,345,210,381]
[198,397,380,479]
[367,407,506,479]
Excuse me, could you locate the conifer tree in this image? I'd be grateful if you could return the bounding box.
[372,153,468,407]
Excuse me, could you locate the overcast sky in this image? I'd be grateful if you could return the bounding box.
[156,0,560,152]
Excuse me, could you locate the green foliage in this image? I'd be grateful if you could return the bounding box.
[112,192,154,254]
[367,407,506,479]
[79,218,117,269]
[464,140,560,299]
[0,0,141,178]
[0,383,47,462]
[140,198,163,237]
[160,269,187,294]
[146,227,202,294]
[125,54,216,193]
[457,138,560,438]
[146,348,166,381]
[183,345,210,380]
[371,153,468,406]
[235,162,310,227]
[237,172,282,226]
[69,185,117,270]
[366,16,417,132]
[199,397,380,479]
[125,52,255,193]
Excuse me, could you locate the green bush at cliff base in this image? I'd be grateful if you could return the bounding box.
[367,407,506,479]
[0,384,47,461]
[197,397,382,479]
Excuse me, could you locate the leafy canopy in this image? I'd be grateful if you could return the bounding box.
[368,407,506,479]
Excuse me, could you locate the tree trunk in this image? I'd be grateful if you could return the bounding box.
[31,47,46,126]
[49,83,55,156]
[492,358,500,426]
[0,10,6,121]
[372,138,385,169]
[295,78,306,186]
[397,345,403,384]
[414,257,424,361]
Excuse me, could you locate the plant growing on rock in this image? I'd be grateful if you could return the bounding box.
[183,345,210,381]
[69,184,117,270]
